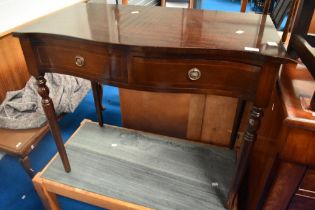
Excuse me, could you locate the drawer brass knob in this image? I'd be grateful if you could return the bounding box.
[75,55,85,67]
[188,68,201,81]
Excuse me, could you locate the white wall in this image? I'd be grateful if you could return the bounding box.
[0,0,83,36]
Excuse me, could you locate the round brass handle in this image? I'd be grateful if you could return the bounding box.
[188,68,201,81]
[75,55,85,67]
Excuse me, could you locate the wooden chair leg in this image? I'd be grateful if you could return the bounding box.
[33,173,61,210]
[281,0,300,43]
[227,106,264,208]
[161,0,166,7]
[20,156,35,178]
[229,99,246,149]
[91,81,104,127]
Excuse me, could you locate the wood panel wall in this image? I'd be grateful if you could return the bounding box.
[120,89,248,147]
[0,34,30,103]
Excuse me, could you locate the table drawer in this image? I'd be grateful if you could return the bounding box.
[130,57,260,95]
[35,45,110,79]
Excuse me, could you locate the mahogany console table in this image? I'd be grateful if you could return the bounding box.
[14,2,291,208]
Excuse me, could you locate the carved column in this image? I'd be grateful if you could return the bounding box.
[227,106,264,208]
[37,75,71,172]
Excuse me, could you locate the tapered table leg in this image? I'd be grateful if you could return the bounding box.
[20,156,35,178]
[37,76,71,173]
[91,81,104,127]
[227,106,264,208]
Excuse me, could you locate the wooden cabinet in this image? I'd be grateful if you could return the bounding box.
[247,63,315,210]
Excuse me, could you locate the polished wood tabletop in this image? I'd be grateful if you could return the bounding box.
[15,3,288,61]
[13,3,294,208]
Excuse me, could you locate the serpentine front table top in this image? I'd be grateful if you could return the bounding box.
[15,3,288,61]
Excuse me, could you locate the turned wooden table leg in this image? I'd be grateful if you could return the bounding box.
[20,156,35,178]
[227,106,264,208]
[37,76,71,173]
[91,81,104,127]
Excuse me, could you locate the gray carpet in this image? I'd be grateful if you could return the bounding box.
[42,120,236,210]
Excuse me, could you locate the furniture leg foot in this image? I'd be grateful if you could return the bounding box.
[20,156,35,178]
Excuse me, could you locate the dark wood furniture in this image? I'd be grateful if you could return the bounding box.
[257,58,315,210]
[14,3,291,208]
[239,3,315,209]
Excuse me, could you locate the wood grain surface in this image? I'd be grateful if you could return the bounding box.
[14,3,288,60]
[15,3,293,207]
[0,34,29,102]
[262,162,306,210]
